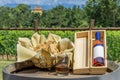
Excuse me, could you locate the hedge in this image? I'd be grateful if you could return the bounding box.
[0,30,120,62]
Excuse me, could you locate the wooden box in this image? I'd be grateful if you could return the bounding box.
[73,31,90,74]
[73,30,107,74]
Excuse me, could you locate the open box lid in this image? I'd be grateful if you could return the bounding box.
[73,31,90,70]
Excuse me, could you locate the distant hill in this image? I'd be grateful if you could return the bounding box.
[4,4,18,8]
[4,3,84,10]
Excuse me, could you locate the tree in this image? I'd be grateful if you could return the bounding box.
[0,7,14,27]
[84,0,119,27]
[70,6,89,27]
[0,4,34,28]
[13,4,31,28]
[39,5,89,28]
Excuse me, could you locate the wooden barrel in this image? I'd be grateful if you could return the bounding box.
[2,60,120,80]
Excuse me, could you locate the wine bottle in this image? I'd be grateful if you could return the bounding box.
[93,32,104,66]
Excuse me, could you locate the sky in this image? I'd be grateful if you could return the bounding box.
[0,0,87,9]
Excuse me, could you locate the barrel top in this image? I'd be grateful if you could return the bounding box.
[2,60,120,80]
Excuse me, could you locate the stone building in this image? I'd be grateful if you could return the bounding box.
[32,6,43,15]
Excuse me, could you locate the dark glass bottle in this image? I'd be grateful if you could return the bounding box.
[93,32,104,66]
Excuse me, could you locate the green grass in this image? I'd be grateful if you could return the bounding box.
[0,61,15,80]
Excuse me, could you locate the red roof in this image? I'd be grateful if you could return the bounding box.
[33,6,42,11]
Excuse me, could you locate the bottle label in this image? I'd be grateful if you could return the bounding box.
[93,45,104,58]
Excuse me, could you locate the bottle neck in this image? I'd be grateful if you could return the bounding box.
[95,32,101,40]
[96,38,100,40]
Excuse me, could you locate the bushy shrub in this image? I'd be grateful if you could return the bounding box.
[0,30,34,56]
[107,31,120,62]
